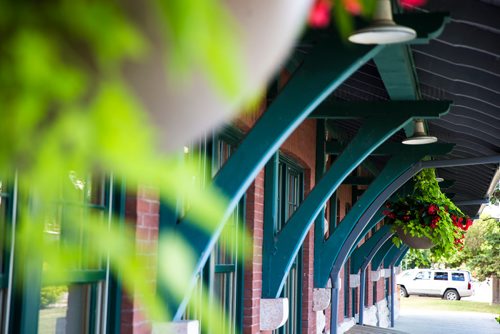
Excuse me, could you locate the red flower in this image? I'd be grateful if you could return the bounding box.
[343,0,362,15]
[403,215,410,222]
[427,204,439,215]
[465,218,473,230]
[309,0,331,28]
[430,216,440,229]
[400,0,427,9]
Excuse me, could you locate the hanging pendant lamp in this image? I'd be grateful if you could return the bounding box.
[402,119,438,145]
[348,0,416,45]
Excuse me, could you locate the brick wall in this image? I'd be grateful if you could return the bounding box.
[121,186,160,334]
[243,170,265,334]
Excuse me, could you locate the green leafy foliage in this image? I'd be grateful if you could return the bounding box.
[453,215,500,281]
[402,249,432,269]
[40,286,67,309]
[0,0,249,328]
[384,169,471,260]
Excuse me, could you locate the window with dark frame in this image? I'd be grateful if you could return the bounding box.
[273,155,304,334]
[37,173,114,334]
[182,129,245,334]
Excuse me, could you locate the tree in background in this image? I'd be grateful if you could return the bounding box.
[457,215,500,304]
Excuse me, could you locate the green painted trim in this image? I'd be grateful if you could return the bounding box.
[314,120,327,275]
[264,152,279,243]
[310,101,451,119]
[327,141,450,157]
[265,113,429,297]
[218,125,244,146]
[350,225,391,274]
[371,240,395,270]
[394,13,450,44]
[341,177,373,185]
[214,264,236,273]
[107,180,127,334]
[41,270,107,286]
[316,143,453,288]
[439,180,455,189]
[383,246,403,269]
[394,248,409,267]
[173,35,384,315]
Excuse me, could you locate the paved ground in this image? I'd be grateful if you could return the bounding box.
[393,308,499,334]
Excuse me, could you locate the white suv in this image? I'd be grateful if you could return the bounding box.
[396,269,474,300]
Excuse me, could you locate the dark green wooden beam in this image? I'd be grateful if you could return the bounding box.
[383,246,403,269]
[374,14,450,135]
[350,182,415,255]
[439,180,455,189]
[394,247,410,267]
[454,199,490,206]
[343,176,373,186]
[371,240,395,271]
[310,101,451,119]
[326,140,452,156]
[315,143,453,288]
[394,13,450,44]
[350,225,392,274]
[383,245,410,269]
[263,114,418,298]
[170,29,384,319]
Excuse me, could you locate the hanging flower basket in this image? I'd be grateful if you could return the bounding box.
[383,169,473,258]
[395,227,434,249]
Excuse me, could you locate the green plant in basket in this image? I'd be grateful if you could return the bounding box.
[383,169,473,259]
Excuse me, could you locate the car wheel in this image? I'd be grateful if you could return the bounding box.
[400,286,409,298]
[444,289,460,301]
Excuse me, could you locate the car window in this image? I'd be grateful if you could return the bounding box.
[433,272,448,281]
[414,271,431,280]
[452,272,465,281]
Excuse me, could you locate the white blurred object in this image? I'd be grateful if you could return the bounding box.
[124,0,313,152]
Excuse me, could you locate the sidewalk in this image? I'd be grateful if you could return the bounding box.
[393,308,499,334]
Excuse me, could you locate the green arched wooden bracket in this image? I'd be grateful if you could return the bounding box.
[166,33,383,320]
[350,225,392,274]
[371,239,395,271]
[348,181,415,259]
[166,12,451,319]
[315,143,453,289]
[384,245,408,269]
[263,107,450,298]
[394,246,410,267]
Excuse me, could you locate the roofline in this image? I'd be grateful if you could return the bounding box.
[478,166,500,216]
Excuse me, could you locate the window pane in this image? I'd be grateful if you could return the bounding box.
[452,273,465,281]
[415,271,431,280]
[434,272,448,281]
[38,283,104,334]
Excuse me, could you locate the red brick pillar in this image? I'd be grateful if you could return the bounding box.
[301,230,316,334]
[243,170,265,334]
[121,186,160,334]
